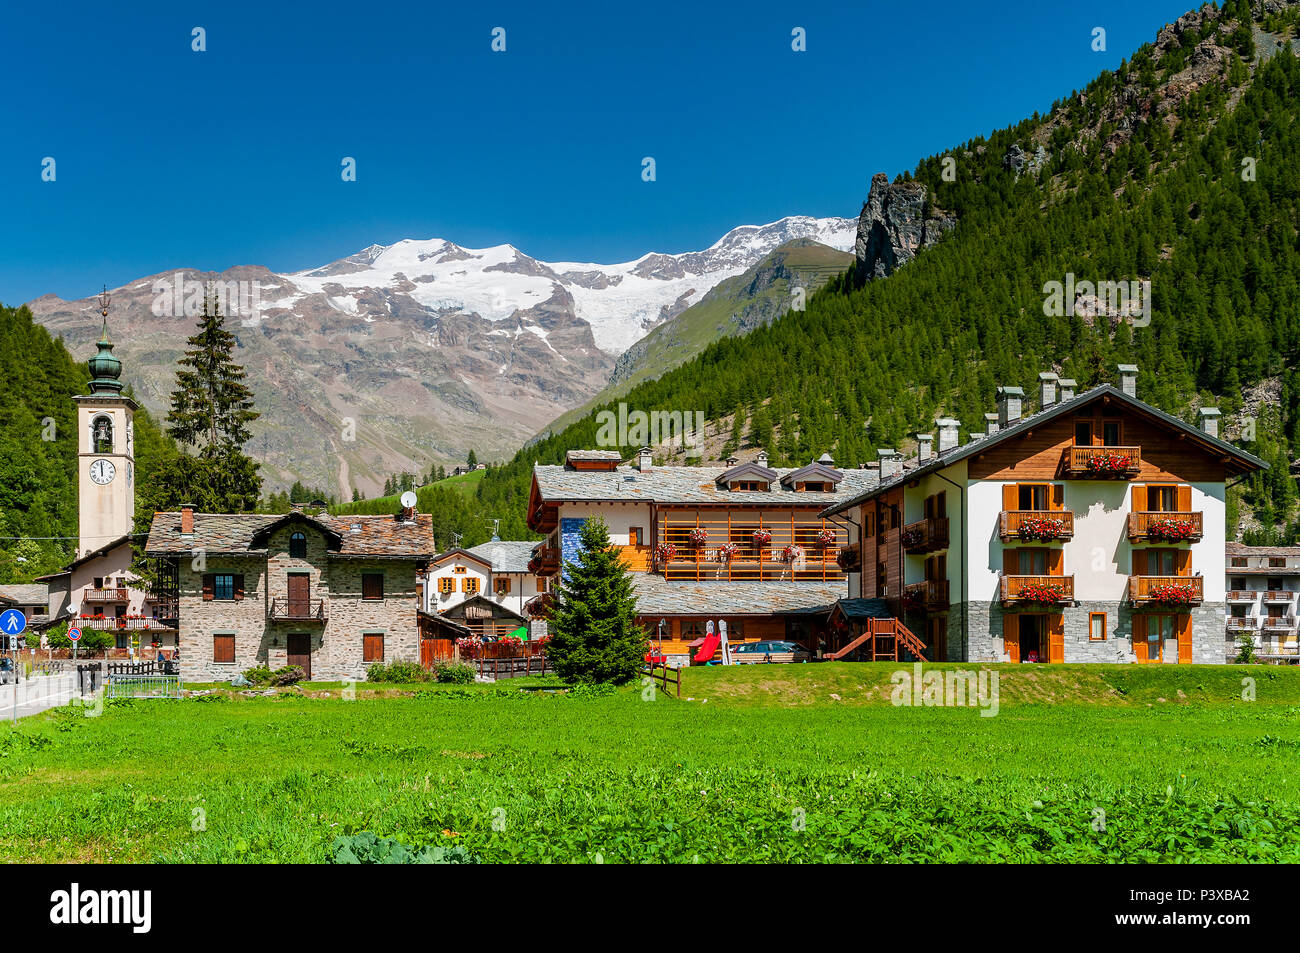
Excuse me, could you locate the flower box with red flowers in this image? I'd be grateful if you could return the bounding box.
[653,543,677,565]
[687,527,708,547]
[751,529,772,546]
[1146,517,1197,541]
[836,547,861,571]
[717,542,738,562]
[1017,515,1067,542]
[1084,452,1135,474]
[1146,583,1198,606]
[780,545,804,564]
[900,528,924,548]
[815,528,837,546]
[1016,583,1066,604]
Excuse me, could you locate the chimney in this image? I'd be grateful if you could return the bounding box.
[180,504,195,535]
[935,418,961,453]
[877,449,901,479]
[637,447,653,472]
[984,413,1000,437]
[997,386,1024,428]
[755,449,768,468]
[1038,371,1059,409]
[724,455,739,467]
[1058,378,1077,402]
[916,433,934,462]
[817,452,836,468]
[1117,364,1138,398]
[1197,407,1221,438]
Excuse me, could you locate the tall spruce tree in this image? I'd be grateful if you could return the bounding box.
[161,293,261,511]
[546,517,646,685]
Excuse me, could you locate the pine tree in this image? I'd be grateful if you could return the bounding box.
[466,449,478,468]
[546,517,646,685]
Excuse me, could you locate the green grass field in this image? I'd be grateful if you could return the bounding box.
[1,663,1298,863]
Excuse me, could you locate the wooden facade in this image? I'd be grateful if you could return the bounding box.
[657,506,844,582]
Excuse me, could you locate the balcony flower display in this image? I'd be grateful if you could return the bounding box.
[1084,451,1135,474]
[1146,517,1198,541]
[1017,583,1065,604]
[781,544,805,564]
[688,527,709,547]
[902,590,924,611]
[455,635,483,659]
[1147,582,1199,606]
[815,528,837,546]
[1017,515,1067,542]
[752,529,772,546]
[717,542,738,562]
[653,542,677,565]
[900,528,924,548]
[836,546,860,571]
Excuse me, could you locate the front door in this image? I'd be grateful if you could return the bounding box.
[287,573,310,617]
[287,633,311,678]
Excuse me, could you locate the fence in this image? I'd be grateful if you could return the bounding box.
[643,663,681,699]
[106,674,182,700]
[474,655,551,680]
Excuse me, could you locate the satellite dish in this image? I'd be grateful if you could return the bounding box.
[400,491,417,509]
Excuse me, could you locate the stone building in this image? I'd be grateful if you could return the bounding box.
[145,504,434,680]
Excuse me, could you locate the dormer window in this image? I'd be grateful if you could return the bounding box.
[731,480,769,492]
[797,481,831,492]
[289,532,307,559]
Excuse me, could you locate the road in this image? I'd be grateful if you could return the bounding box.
[0,675,81,721]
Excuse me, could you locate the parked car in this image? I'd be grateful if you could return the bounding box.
[0,657,13,684]
[731,640,810,664]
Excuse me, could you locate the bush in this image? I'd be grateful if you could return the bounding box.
[366,660,431,683]
[271,665,306,686]
[326,832,477,864]
[242,665,273,686]
[433,662,476,684]
[1235,633,1259,664]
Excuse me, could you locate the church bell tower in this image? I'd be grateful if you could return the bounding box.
[73,287,137,558]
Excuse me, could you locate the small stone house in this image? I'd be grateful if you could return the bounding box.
[145,505,435,681]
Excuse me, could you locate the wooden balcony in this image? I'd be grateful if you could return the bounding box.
[999,510,1074,543]
[836,541,861,573]
[82,587,128,603]
[1063,445,1142,478]
[1127,511,1203,542]
[1225,617,1258,632]
[528,546,561,576]
[1262,590,1297,604]
[79,617,175,631]
[1226,590,1259,603]
[999,574,1074,607]
[268,598,328,621]
[904,579,950,611]
[662,548,842,583]
[902,517,949,553]
[1128,575,1204,608]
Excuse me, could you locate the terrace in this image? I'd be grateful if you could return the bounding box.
[82,587,129,603]
[902,516,949,554]
[999,574,1075,607]
[1128,575,1204,608]
[998,510,1075,543]
[1126,511,1204,543]
[904,579,950,611]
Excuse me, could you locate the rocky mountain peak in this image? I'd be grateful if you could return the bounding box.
[854,173,956,280]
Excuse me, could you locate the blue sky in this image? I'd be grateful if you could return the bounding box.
[2,0,1201,304]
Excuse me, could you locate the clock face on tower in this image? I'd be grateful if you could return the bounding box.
[89,459,116,485]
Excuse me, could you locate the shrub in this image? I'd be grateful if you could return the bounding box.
[433,662,476,684]
[242,665,273,686]
[326,832,478,864]
[271,665,306,686]
[366,660,430,683]
[1235,633,1259,664]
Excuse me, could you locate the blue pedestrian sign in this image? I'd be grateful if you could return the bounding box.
[0,609,26,636]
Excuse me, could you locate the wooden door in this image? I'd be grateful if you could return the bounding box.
[288,573,310,616]
[1003,614,1019,662]
[287,633,311,678]
[1177,614,1193,664]
[1133,615,1149,663]
[1048,615,1065,663]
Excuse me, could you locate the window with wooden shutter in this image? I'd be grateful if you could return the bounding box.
[1048,615,1065,663]
[1175,485,1191,513]
[233,574,245,601]
[1050,484,1064,511]
[1133,615,1148,662]
[495,577,511,595]
[1132,549,1148,576]
[362,572,384,600]
[1003,548,1020,577]
[213,634,235,664]
[362,633,384,662]
[1089,612,1107,641]
[463,577,480,594]
[1175,549,1191,576]
[202,574,215,600]
[1003,614,1019,662]
[1177,614,1193,664]
[1047,549,1064,576]
[1132,484,1148,512]
[438,577,455,595]
[1002,484,1018,512]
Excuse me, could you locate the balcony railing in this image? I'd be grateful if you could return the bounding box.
[1128,575,1204,607]
[78,617,176,631]
[999,510,1075,543]
[1226,590,1259,602]
[1226,617,1258,632]
[904,579,950,610]
[662,547,843,583]
[82,587,128,603]
[1127,511,1204,542]
[528,546,561,576]
[1063,445,1142,477]
[268,598,328,621]
[901,517,949,553]
[1261,615,1298,633]
[999,574,1074,607]
[1262,591,1297,604]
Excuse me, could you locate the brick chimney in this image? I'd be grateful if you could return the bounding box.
[637,447,653,472]
[916,433,934,462]
[1118,364,1138,398]
[997,386,1024,428]
[1197,407,1221,438]
[877,449,902,479]
[180,504,195,535]
[984,413,1000,437]
[1038,371,1059,409]
[935,418,961,454]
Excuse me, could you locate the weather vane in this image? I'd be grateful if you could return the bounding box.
[98,285,111,318]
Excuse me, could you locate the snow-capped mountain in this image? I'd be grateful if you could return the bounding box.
[27,215,855,496]
[280,215,856,353]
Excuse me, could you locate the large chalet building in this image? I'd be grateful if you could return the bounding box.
[1225,542,1300,660]
[525,448,873,660]
[145,504,435,680]
[822,367,1266,664]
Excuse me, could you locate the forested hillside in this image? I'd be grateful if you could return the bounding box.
[0,304,174,581]
[408,2,1300,547]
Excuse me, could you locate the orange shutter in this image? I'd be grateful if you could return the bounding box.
[1051,484,1064,511]
[1133,615,1148,663]
[202,574,214,601]
[1047,549,1064,577]
[1175,549,1191,576]
[1132,484,1148,512]
[1176,485,1192,513]
[1132,549,1148,576]
[1003,614,1019,662]
[1048,615,1065,663]
[1003,549,1019,577]
[1177,614,1193,664]
[1002,484,1018,511]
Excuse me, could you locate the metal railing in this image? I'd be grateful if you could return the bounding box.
[268,598,328,621]
[106,674,182,699]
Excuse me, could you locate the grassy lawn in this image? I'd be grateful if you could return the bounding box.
[1,663,1298,863]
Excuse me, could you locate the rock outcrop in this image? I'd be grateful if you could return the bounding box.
[854,173,956,280]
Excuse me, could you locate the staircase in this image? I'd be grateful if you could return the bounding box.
[825,618,928,662]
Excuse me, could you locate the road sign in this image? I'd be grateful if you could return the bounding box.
[67,626,82,642]
[0,609,26,636]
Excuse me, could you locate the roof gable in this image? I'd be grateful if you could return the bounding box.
[780,462,844,487]
[715,462,779,485]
